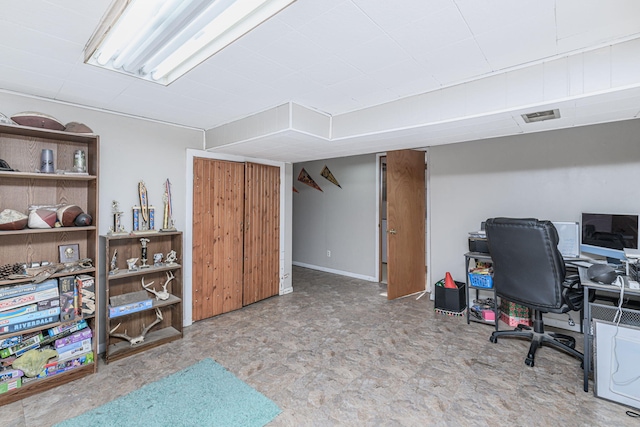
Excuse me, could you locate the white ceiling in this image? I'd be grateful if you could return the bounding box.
[1,0,640,162]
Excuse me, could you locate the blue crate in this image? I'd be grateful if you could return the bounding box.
[469,273,493,289]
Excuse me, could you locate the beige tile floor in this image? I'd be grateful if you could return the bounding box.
[2,266,636,426]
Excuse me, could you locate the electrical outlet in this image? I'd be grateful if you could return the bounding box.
[327,250,331,257]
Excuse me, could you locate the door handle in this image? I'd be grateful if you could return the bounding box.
[388,229,397,234]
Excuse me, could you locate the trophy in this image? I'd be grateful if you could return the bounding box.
[108,200,127,235]
[161,178,176,231]
[140,238,150,269]
[132,180,156,234]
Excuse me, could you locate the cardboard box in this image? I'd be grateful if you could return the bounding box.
[482,309,496,321]
[54,329,92,349]
[0,280,59,313]
[58,276,77,322]
[500,299,531,319]
[38,351,94,378]
[434,280,466,313]
[76,275,95,316]
[57,338,92,361]
[0,377,21,394]
[499,299,531,326]
[500,312,532,327]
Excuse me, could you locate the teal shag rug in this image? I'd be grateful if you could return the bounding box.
[55,358,281,427]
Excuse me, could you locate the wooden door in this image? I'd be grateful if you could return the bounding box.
[243,162,280,305]
[386,149,425,300]
[192,158,244,320]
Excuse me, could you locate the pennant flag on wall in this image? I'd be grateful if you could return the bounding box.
[293,186,299,193]
[320,165,341,188]
[297,168,323,192]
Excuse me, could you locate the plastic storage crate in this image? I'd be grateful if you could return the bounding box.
[468,273,493,289]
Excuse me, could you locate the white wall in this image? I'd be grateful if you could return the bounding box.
[292,154,377,280]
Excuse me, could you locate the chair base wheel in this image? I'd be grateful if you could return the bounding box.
[490,336,498,343]
[525,357,535,367]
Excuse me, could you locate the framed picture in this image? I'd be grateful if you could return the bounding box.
[59,244,80,263]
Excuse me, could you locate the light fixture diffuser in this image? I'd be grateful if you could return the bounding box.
[521,109,561,123]
[85,0,296,85]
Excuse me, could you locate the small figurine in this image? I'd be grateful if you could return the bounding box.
[153,252,163,267]
[109,249,119,275]
[165,250,178,266]
[126,257,138,271]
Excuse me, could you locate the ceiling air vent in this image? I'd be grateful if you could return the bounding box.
[521,109,561,123]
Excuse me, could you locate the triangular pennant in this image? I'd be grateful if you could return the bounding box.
[297,168,323,192]
[320,165,341,188]
[293,186,299,193]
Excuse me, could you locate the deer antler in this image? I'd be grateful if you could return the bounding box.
[162,271,174,294]
[109,322,133,343]
[141,308,163,337]
[141,277,155,291]
[109,308,163,346]
[142,274,171,300]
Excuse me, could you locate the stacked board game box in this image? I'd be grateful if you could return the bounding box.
[0,279,60,335]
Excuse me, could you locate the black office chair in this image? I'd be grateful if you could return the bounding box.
[485,217,584,367]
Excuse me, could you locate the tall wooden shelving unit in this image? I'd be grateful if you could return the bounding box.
[0,123,99,405]
[101,231,183,364]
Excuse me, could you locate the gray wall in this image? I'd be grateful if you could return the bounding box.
[292,154,377,280]
[292,119,640,290]
[430,119,640,283]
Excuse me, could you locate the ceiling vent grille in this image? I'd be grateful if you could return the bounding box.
[521,109,561,123]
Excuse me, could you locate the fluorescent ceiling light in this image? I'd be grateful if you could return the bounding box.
[85,0,296,85]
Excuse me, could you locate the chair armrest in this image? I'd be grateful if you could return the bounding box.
[562,274,584,311]
[562,274,581,289]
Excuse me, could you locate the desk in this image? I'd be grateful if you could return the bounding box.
[581,278,640,392]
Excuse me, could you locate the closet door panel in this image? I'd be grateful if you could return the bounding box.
[192,158,244,320]
[243,162,280,305]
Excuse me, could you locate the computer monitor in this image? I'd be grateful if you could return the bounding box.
[580,213,639,263]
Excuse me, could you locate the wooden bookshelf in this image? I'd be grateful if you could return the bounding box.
[0,123,99,406]
[101,231,183,364]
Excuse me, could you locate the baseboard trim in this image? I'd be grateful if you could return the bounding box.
[292,262,377,282]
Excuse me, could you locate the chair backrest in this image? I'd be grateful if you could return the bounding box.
[485,217,566,312]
